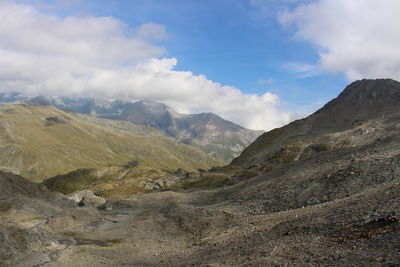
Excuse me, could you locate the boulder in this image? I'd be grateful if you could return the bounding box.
[68,190,106,207]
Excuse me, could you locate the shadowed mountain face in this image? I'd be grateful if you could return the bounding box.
[118,100,177,131]
[310,78,400,131]
[26,97,263,161]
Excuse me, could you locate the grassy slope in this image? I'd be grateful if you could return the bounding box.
[0,104,224,182]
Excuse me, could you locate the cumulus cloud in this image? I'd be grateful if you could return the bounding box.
[280,0,400,81]
[0,1,291,130]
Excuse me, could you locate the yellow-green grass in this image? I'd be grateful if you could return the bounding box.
[168,173,236,190]
[0,104,224,182]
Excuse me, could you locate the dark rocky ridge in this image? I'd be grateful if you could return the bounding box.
[232,78,400,167]
[310,78,400,131]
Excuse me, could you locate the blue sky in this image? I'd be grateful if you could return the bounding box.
[3,0,400,130]
[34,0,347,109]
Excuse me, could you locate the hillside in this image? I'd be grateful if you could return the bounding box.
[232,78,400,168]
[27,97,263,161]
[0,170,100,266]
[0,104,223,182]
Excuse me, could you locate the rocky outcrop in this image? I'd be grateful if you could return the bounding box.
[68,190,106,207]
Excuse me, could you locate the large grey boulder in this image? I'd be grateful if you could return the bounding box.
[68,190,106,207]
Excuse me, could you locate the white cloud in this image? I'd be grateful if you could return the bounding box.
[137,23,168,41]
[257,78,274,84]
[0,1,291,131]
[283,62,319,78]
[280,0,400,81]
[0,1,291,129]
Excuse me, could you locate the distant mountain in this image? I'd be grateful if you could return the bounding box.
[29,95,52,106]
[0,104,222,182]
[118,100,263,161]
[0,92,27,104]
[25,96,263,161]
[53,96,130,119]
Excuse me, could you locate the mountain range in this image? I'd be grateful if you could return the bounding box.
[27,96,263,161]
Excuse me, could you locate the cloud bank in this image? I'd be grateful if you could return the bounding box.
[280,0,400,81]
[0,1,291,130]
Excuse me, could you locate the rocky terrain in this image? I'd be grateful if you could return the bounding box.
[27,96,263,161]
[1,79,400,266]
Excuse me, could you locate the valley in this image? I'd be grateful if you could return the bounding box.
[1,79,400,266]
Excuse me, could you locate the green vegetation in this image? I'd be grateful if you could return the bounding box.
[333,139,352,149]
[43,169,99,195]
[313,143,333,152]
[0,105,224,182]
[164,165,259,192]
[44,116,68,126]
[282,143,302,163]
[168,172,235,190]
[232,127,285,166]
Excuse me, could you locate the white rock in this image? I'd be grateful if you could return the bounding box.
[68,189,106,207]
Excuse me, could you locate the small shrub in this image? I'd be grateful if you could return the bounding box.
[123,161,139,169]
[313,143,332,152]
[44,116,68,126]
[334,139,351,149]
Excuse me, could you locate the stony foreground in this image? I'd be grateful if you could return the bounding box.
[1,133,400,266]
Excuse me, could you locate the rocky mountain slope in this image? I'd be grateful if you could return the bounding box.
[0,104,222,182]
[232,79,400,169]
[28,97,263,161]
[0,171,100,266]
[119,100,263,161]
[3,79,400,266]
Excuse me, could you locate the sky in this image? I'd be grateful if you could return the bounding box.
[1,0,399,130]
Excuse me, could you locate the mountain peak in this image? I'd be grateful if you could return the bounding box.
[29,95,52,106]
[318,78,400,112]
[310,78,400,131]
[233,78,400,167]
[138,99,165,105]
